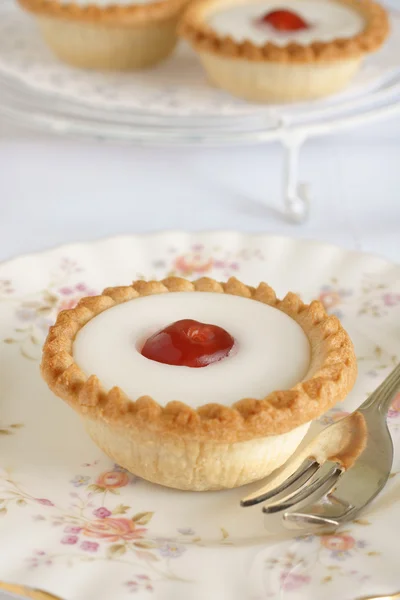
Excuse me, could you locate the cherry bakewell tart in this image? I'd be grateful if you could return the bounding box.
[180,0,389,102]
[18,0,188,70]
[41,277,357,491]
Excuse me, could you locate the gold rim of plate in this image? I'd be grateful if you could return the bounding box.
[0,582,64,600]
[2,581,400,600]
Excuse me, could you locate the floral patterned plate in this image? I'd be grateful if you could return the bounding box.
[0,232,399,600]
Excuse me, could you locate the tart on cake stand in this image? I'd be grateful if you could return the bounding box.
[0,0,399,221]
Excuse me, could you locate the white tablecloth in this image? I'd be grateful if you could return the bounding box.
[1,118,399,264]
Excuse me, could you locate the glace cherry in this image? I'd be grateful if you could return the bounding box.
[141,319,235,368]
[258,9,309,31]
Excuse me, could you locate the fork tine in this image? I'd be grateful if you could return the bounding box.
[283,505,344,532]
[262,461,343,514]
[241,458,319,507]
[283,484,355,531]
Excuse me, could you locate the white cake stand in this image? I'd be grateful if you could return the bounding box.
[0,0,399,222]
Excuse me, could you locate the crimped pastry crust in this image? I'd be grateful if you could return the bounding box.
[41,277,357,444]
[18,0,189,26]
[180,0,389,63]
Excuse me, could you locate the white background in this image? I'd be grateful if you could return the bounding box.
[0,115,399,265]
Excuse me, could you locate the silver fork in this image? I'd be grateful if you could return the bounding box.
[241,363,400,533]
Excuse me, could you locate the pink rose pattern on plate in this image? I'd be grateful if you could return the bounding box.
[2,463,193,592]
[83,517,147,543]
[318,280,353,319]
[3,258,96,360]
[95,471,130,490]
[1,245,400,597]
[263,531,374,595]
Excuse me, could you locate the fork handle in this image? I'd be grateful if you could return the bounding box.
[361,362,400,415]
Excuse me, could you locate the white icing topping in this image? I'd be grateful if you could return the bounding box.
[73,292,310,408]
[53,0,155,7]
[207,0,365,46]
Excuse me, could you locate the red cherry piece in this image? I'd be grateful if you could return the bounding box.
[141,319,235,368]
[259,9,309,31]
